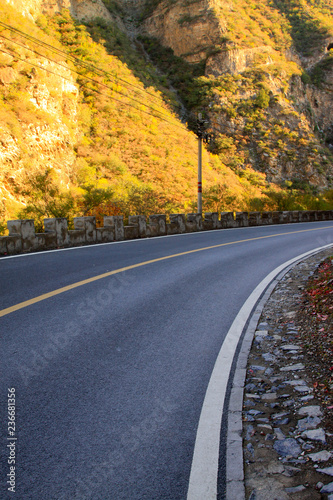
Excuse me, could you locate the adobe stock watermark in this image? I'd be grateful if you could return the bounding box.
[16,271,133,386]
[6,388,17,494]
[61,396,178,499]
[316,231,333,249]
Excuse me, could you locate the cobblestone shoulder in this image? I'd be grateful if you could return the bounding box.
[242,249,333,500]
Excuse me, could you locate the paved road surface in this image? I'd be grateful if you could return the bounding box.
[1,222,333,499]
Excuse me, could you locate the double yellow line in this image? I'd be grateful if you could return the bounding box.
[1,226,332,318]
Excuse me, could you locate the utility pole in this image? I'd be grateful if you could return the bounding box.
[197,113,205,215]
[196,113,212,215]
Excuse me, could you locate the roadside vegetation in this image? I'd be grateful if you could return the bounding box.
[299,257,333,428]
[1,1,333,234]
[0,4,274,232]
[140,0,333,191]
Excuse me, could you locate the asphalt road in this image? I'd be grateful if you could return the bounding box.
[1,222,333,500]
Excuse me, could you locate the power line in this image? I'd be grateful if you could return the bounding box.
[0,20,170,107]
[0,32,181,124]
[0,45,187,130]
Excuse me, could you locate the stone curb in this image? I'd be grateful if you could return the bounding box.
[225,247,333,500]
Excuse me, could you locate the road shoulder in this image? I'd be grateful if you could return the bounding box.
[227,248,333,500]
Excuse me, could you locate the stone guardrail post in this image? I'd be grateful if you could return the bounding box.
[128,215,147,238]
[167,214,186,235]
[44,218,69,247]
[147,215,167,237]
[6,220,24,253]
[260,212,273,225]
[248,212,261,226]
[104,216,124,241]
[220,212,236,228]
[271,211,283,224]
[203,212,220,230]
[323,210,333,220]
[186,213,203,232]
[299,211,310,223]
[282,211,292,223]
[235,212,249,227]
[0,235,7,255]
[73,216,96,243]
[291,211,300,223]
[309,211,317,222]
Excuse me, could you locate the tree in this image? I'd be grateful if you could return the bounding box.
[204,183,237,213]
[17,168,76,231]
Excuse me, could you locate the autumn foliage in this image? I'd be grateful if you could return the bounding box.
[299,257,333,415]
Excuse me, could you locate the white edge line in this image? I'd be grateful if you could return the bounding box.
[1,221,332,260]
[187,242,333,500]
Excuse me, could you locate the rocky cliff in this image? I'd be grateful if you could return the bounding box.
[0,0,120,219]
[0,10,78,218]
[142,0,224,64]
[1,0,333,226]
[6,0,115,21]
[2,0,269,226]
[122,0,333,189]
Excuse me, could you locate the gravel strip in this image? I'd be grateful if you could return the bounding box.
[243,248,333,500]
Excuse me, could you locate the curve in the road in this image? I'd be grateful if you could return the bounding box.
[2,222,333,500]
[1,225,332,319]
[187,242,333,500]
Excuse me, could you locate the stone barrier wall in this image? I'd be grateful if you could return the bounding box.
[1,210,333,256]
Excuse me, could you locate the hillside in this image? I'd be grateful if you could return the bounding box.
[1,0,333,231]
[137,0,333,187]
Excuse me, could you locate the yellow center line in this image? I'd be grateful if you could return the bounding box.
[1,225,332,318]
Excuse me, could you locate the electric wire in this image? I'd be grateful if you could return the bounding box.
[0,20,163,103]
[0,46,188,129]
[0,20,168,106]
[0,32,181,125]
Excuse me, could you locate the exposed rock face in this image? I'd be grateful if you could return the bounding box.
[291,73,333,145]
[142,0,224,63]
[206,45,276,76]
[5,0,115,22]
[3,0,333,194]
[0,37,79,212]
[69,0,115,22]
[140,1,279,74]
[1,0,126,219]
[141,1,276,73]
[135,0,333,188]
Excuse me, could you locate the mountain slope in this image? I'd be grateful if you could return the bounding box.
[1,0,333,231]
[132,0,333,188]
[0,0,272,229]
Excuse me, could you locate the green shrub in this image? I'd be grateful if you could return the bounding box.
[301,70,311,84]
[255,88,270,109]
